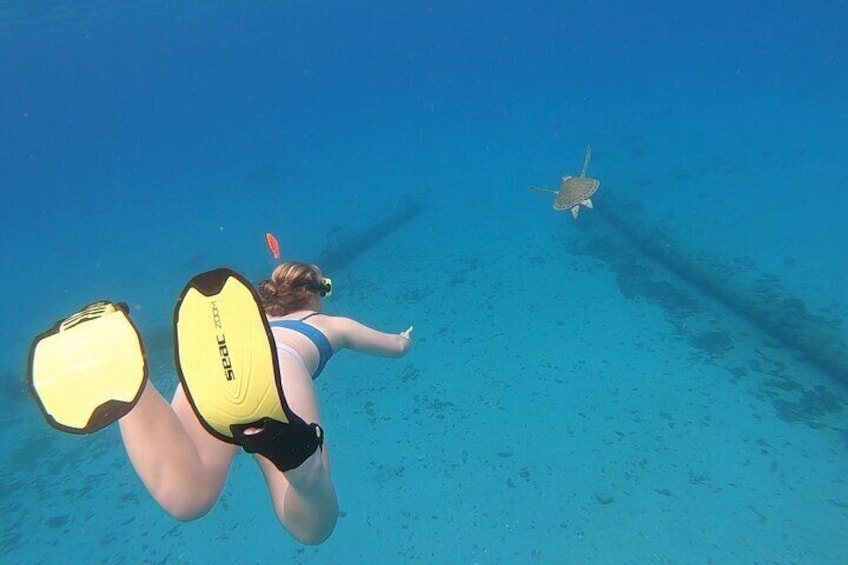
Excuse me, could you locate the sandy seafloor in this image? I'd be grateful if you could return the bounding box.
[2,115,847,563]
[1,3,847,563]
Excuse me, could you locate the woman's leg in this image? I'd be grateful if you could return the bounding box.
[255,356,339,544]
[118,381,238,520]
[256,446,339,545]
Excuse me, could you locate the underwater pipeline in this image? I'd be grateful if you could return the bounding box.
[594,197,848,386]
[318,200,424,272]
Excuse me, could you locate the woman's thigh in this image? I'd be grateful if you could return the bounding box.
[171,385,239,481]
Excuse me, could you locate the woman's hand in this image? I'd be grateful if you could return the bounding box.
[398,326,414,354]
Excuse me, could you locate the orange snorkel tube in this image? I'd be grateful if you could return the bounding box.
[265,232,281,262]
[265,231,332,297]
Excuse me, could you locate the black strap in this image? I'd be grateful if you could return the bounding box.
[230,416,324,473]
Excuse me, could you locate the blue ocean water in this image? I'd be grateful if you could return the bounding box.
[2,1,847,562]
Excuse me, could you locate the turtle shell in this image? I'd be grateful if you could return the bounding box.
[553,176,600,211]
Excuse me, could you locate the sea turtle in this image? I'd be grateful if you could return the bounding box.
[530,144,600,220]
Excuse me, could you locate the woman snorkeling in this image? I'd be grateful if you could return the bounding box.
[29,262,413,545]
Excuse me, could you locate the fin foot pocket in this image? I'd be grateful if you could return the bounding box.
[231,417,324,472]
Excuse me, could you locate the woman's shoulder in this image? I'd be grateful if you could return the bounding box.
[311,314,380,341]
[270,311,354,332]
[309,313,356,330]
[270,311,372,339]
[267,310,320,322]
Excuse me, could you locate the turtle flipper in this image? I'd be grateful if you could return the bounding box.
[580,144,593,178]
[529,186,558,196]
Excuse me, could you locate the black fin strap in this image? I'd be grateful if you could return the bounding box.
[231,415,324,473]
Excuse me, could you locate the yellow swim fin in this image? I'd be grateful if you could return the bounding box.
[173,268,292,443]
[28,301,148,434]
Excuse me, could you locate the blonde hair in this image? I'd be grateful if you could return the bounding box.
[257,262,324,316]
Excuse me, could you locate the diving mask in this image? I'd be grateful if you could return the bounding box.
[316,277,333,298]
